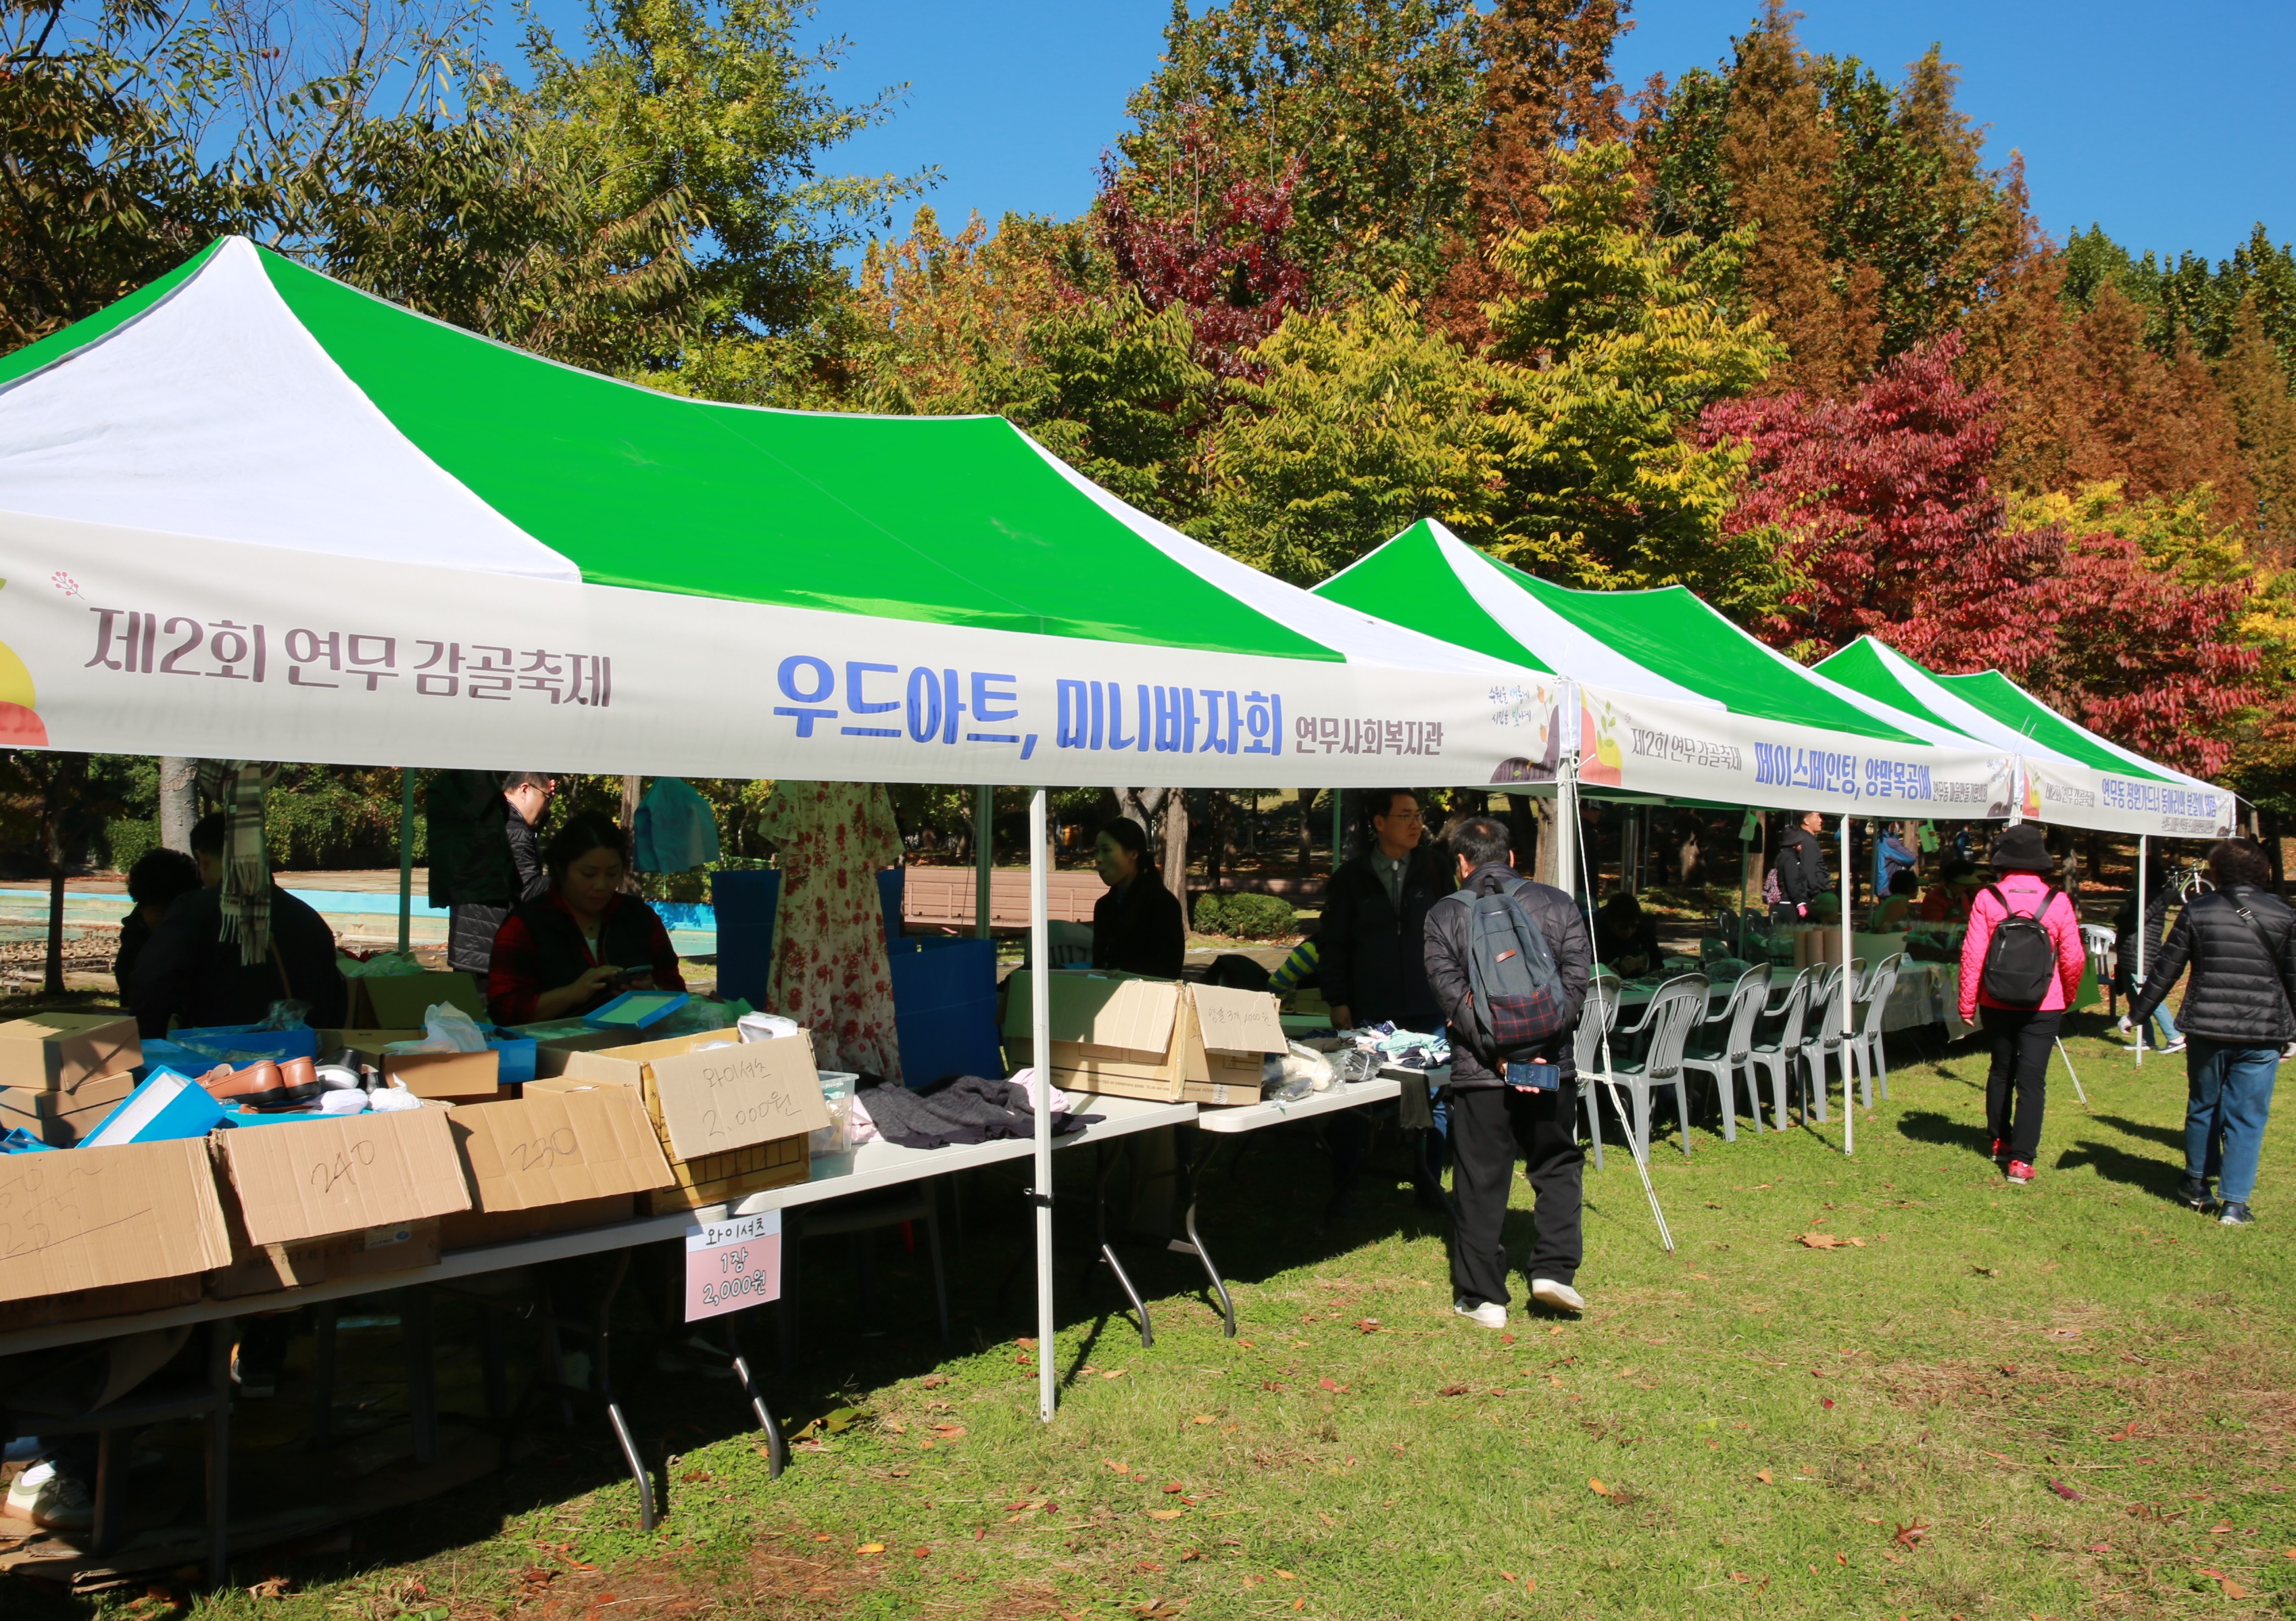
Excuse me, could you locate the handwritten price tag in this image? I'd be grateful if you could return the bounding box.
[683,1209,781,1322]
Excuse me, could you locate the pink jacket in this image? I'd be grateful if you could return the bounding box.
[1959,871,2086,1021]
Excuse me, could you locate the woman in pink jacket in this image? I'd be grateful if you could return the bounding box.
[1959,823,2086,1184]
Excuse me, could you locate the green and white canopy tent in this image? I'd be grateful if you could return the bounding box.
[1314,521,2022,821]
[1815,637,2236,840]
[0,237,1526,783]
[0,239,1544,1425]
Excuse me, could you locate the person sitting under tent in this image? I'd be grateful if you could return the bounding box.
[113,846,201,990]
[1090,818,1185,979]
[127,814,347,1037]
[1592,891,1662,977]
[1872,867,1920,932]
[487,812,685,1024]
[1918,859,1981,923]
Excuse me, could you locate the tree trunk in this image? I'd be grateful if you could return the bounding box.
[43,806,65,996]
[1206,790,1226,892]
[1163,790,1190,913]
[158,756,198,852]
[1523,795,1553,886]
[1296,788,1315,877]
[620,775,643,892]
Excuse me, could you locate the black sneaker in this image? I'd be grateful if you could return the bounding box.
[2178,1178,2214,1211]
[2220,1201,2255,1227]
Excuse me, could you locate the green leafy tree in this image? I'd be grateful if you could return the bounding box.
[1483,142,1785,608]
[1113,0,1482,301]
[1193,285,1501,581]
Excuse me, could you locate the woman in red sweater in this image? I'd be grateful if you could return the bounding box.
[1959,823,2086,1185]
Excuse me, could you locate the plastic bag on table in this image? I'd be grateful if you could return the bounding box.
[384,1002,491,1055]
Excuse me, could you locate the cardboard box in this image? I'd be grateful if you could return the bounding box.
[0,1012,141,1091]
[440,1194,636,1251]
[0,1272,205,1332]
[1002,973,1286,1105]
[349,970,486,1030]
[530,1027,825,1213]
[212,1106,471,1248]
[514,1021,652,1078]
[448,1088,676,1215]
[0,1136,234,1304]
[549,1027,831,1161]
[208,1218,441,1301]
[0,1067,136,1146]
[384,1048,503,1101]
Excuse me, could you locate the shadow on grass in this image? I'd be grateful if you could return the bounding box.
[2093,1111,2187,1153]
[2055,1136,2188,1201]
[1894,1108,1993,1156]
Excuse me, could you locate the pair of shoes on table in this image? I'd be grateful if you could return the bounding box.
[3,1462,92,1532]
[2220,1201,2255,1226]
[2178,1177,2214,1211]
[2005,1160,2036,1185]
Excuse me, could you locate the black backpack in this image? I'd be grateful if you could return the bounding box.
[1451,879,1571,1060]
[1979,883,2061,1007]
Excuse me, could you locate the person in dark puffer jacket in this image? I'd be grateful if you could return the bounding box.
[2130,838,2296,1226]
[1423,815,1591,1326]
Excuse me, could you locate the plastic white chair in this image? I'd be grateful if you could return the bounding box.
[1848,952,1905,1106]
[1592,975,1710,1159]
[1574,982,1620,1171]
[1799,965,1852,1124]
[1680,963,1773,1141]
[1745,966,1818,1132]
[1047,920,1093,968]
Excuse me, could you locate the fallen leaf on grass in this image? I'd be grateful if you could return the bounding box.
[855,1543,885,1555]
[929,1424,967,1440]
[1102,1370,1129,1380]
[1892,1522,1928,1547]
[1146,1509,1185,1522]
[1755,1470,1772,1484]
[1017,1337,1038,1349]
[245,1577,291,1600]
[2049,1479,2083,1501]
[1104,1459,1130,1473]
[1317,1377,1348,1393]
[1439,1383,1470,1397]
[2223,1578,2253,1598]
[1274,1569,1296,1580]
[919,1373,948,1389]
[1192,1415,1216,1425]
[1588,1478,1616,1497]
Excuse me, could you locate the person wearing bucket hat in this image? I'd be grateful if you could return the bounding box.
[1959,823,2085,1185]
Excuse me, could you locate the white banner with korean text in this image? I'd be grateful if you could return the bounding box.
[2016,754,2237,840]
[3,510,1556,789]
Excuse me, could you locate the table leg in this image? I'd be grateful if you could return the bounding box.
[1166,1129,1236,1337]
[402,1286,437,1466]
[588,1251,657,1530]
[1094,1143,1154,1349]
[724,1311,785,1482]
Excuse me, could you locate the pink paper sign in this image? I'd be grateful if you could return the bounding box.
[684,1208,781,1322]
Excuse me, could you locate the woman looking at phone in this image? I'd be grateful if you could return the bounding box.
[486,810,687,1024]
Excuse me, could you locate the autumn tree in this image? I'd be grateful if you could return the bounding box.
[1112,0,1483,301]
[1482,141,1784,608]
[1194,287,1500,581]
[2216,296,2296,558]
[1430,0,1628,347]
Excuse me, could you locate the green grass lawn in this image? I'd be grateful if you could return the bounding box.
[41,1017,2296,1621]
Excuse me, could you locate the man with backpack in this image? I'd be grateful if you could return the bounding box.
[1958,823,2086,1186]
[1423,815,1592,1326]
[2128,838,2296,1226]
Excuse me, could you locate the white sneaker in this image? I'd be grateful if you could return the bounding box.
[1530,1278,1587,1314]
[4,1461,93,1530]
[1452,1295,1507,1329]
[2162,1038,2187,1055]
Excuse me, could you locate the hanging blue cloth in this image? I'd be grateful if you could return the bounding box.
[634,778,723,873]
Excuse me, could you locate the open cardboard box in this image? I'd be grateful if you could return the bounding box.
[510,1020,654,1078]
[440,1086,675,1248]
[528,1026,827,1211]
[0,1066,136,1146]
[347,969,486,1030]
[0,1137,234,1315]
[206,1106,470,1298]
[0,1011,141,1091]
[1002,971,1286,1105]
[318,1028,506,1102]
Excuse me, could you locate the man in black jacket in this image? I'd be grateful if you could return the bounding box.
[1319,789,1444,1031]
[1424,815,1592,1325]
[2130,838,2296,1226]
[1771,809,1830,923]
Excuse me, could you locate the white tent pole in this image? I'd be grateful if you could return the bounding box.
[1029,788,1054,1422]
[2134,835,2148,1068]
[974,784,995,940]
[1840,814,1854,1157]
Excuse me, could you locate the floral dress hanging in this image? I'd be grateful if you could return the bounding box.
[759,780,904,1080]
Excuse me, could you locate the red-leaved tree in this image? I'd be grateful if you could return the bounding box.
[1701,331,2260,777]
[1697,332,2058,671]
[1094,106,1310,379]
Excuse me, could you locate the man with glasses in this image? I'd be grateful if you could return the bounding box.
[1315,790,1448,1217]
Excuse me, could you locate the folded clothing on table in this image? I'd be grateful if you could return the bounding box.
[850,1072,1102,1151]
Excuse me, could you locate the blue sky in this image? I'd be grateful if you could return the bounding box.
[774,0,2293,265]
